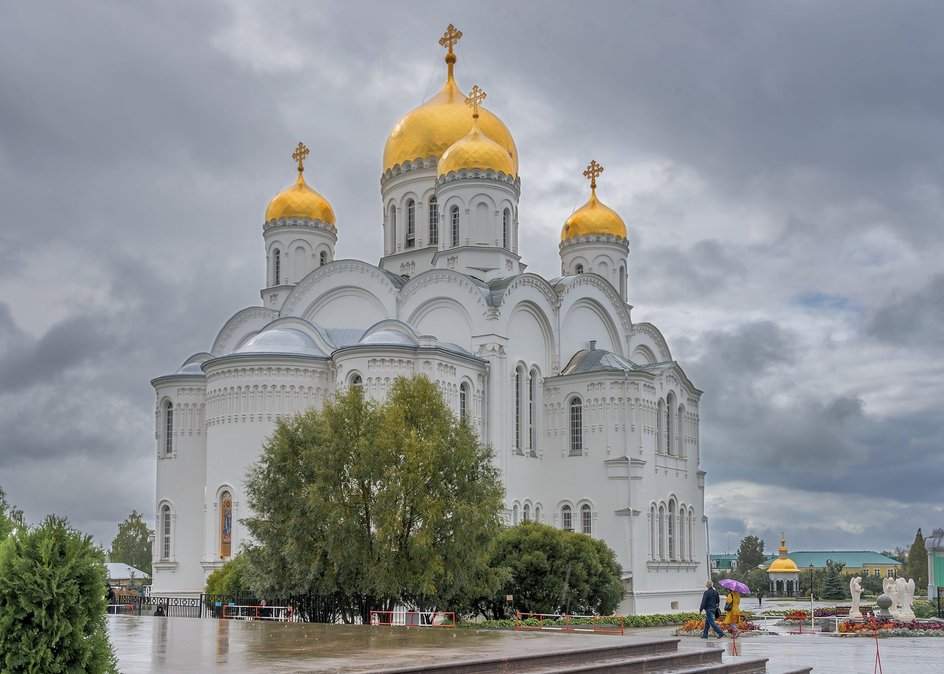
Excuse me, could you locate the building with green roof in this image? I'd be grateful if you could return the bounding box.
[763,550,901,578]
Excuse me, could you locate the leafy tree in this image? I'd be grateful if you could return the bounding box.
[0,516,117,673]
[736,535,766,571]
[905,528,928,590]
[108,509,153,577]
[474,522,624,619]
[205,554,252,596]
[820,561,847,600]
[738,567,770,598]
[245,375,505,623]
[0,487,13,542]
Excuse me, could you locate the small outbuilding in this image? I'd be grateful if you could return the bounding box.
[766,535,800,595]
[106,563,148,588]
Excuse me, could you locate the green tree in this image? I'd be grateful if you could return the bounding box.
[474,522,624,619]
[736,535,766,571]
[108,509,153,577]
[905,528,928,590]
[738,567,770,598]
[205,554,252,596]
[244,375,505,623]
[0,487,14,542]
[0,516,117,673]
[821,561,847,600]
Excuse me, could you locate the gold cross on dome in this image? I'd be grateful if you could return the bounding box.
[292,142,310,171]
[439,24,463,53]
[465,85,486,117]
[583,160,604,190]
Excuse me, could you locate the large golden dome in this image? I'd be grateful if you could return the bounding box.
[383,29,517,174]
[561,161,626,241]
[265,143,336,224]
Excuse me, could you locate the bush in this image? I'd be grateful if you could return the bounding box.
[0,516,117,673]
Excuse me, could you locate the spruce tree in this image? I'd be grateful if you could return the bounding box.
[905,528,928,590]
[0,516,117,673]
[821,561,847,600]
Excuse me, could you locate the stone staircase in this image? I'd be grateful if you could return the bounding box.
[375,637,812,674]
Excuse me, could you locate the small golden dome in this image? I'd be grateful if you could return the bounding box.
[439,85,515,178]
[265,143,336,225]
[561,161,626,242]
[768,557,800,573]
[383,28,517,174]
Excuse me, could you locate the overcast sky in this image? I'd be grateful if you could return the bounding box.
[1,1,941,559]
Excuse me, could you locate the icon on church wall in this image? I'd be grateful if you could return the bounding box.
[220,493,232,558]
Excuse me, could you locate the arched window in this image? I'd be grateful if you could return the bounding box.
[160,504,172,560]
[534,505,541,523]
[406,199,415,248]
[459,382,469,421]
[581,504,592,535]
[619,264,626,299]
[678,505,686,561]
[649,504,657,560]
[658,504,666,560]
[688,507,695,561]
[569,396,583,456]
[678,405,686,457]
[575,263,584,274]
[450,206,460,246]
[220,491,233,559]
[523,504,531,522]
[561,504,573,531]
[512,504,519,525]
[528,369,538,456]
[350,373,363,388]
[429,196,439,244]
[502,208,510,249]
[666,393,676,456]
[273,249,281,285]
[389,205,397,249]
[668,498,677,560]
[514,366,524,454]
[320,250,328,266]
[657,399,666,453]
[163,400,174,455]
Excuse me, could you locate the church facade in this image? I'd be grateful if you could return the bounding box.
[151,26,706,614]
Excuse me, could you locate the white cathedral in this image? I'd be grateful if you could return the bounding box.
[151,26,706,614]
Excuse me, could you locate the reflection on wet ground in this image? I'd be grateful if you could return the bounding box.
[108,616,641,673]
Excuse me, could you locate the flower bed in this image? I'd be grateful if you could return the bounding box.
[836,619,944,637]
[674,618,766,637]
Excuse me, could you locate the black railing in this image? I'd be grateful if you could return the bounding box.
[115,594,202,618]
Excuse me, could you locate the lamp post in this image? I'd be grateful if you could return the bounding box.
[809,564,815,623]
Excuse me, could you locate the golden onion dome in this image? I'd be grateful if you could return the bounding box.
[561,160,627,242]
[439,85,515,177]
[265,143,336,225]
[383,26,517,174]
[768,557,800,573]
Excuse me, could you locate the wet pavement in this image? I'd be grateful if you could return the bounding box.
[109,615,943,673]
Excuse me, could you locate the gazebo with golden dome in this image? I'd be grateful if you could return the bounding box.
[767,534,801,595]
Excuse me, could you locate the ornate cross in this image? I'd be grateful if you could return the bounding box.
[583,160,604,190]
[292,142,310,171]
[465,85,486,117]
[439,24,463,53]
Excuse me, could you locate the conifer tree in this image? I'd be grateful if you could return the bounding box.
[821,560,847,600]
[905,528,928,590]
[0,516,117,673]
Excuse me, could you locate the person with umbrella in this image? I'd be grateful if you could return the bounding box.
[718,578,749,626]
[699,580,725,638]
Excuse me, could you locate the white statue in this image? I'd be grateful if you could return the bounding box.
[896,577,916,621]
[848,576,863,618]
[883,577,900,618]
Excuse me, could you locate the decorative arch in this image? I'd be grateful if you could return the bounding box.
[561,296,623,357]
[211,307,279,355]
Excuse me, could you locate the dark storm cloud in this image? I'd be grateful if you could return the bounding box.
[865,273,944,348]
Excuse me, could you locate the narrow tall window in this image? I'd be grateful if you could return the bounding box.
[569,397,583,456]
[512,504,519,525]
[658,505,666,560]
[657,400,666,453]
[320,250,328,266]
[459,383,468,421]
[220,491,233,559]
[678,506,686,561]
[429,196,439,244]
[668,498,676,560]
[619,265,626,299]
[581,504,592,535]
[451,206,460,246]
[389,206,396,249]
[688,507,694,561]
[502,208,510,249]
[523,504,531,522]
[649,505,657,559]
[273,249,281,285]
[164,400,173,455]
[514,367,523,454]
[562,505,573,531]
[528,369,537,455]
[161,505,172,560]
[406,199,415,248]
[534,505,541,523]
[666,393,676,456]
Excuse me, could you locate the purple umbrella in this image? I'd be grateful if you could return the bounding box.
[719,578,750,594]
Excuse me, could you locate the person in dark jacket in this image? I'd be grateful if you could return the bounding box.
[699,580,725,638]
